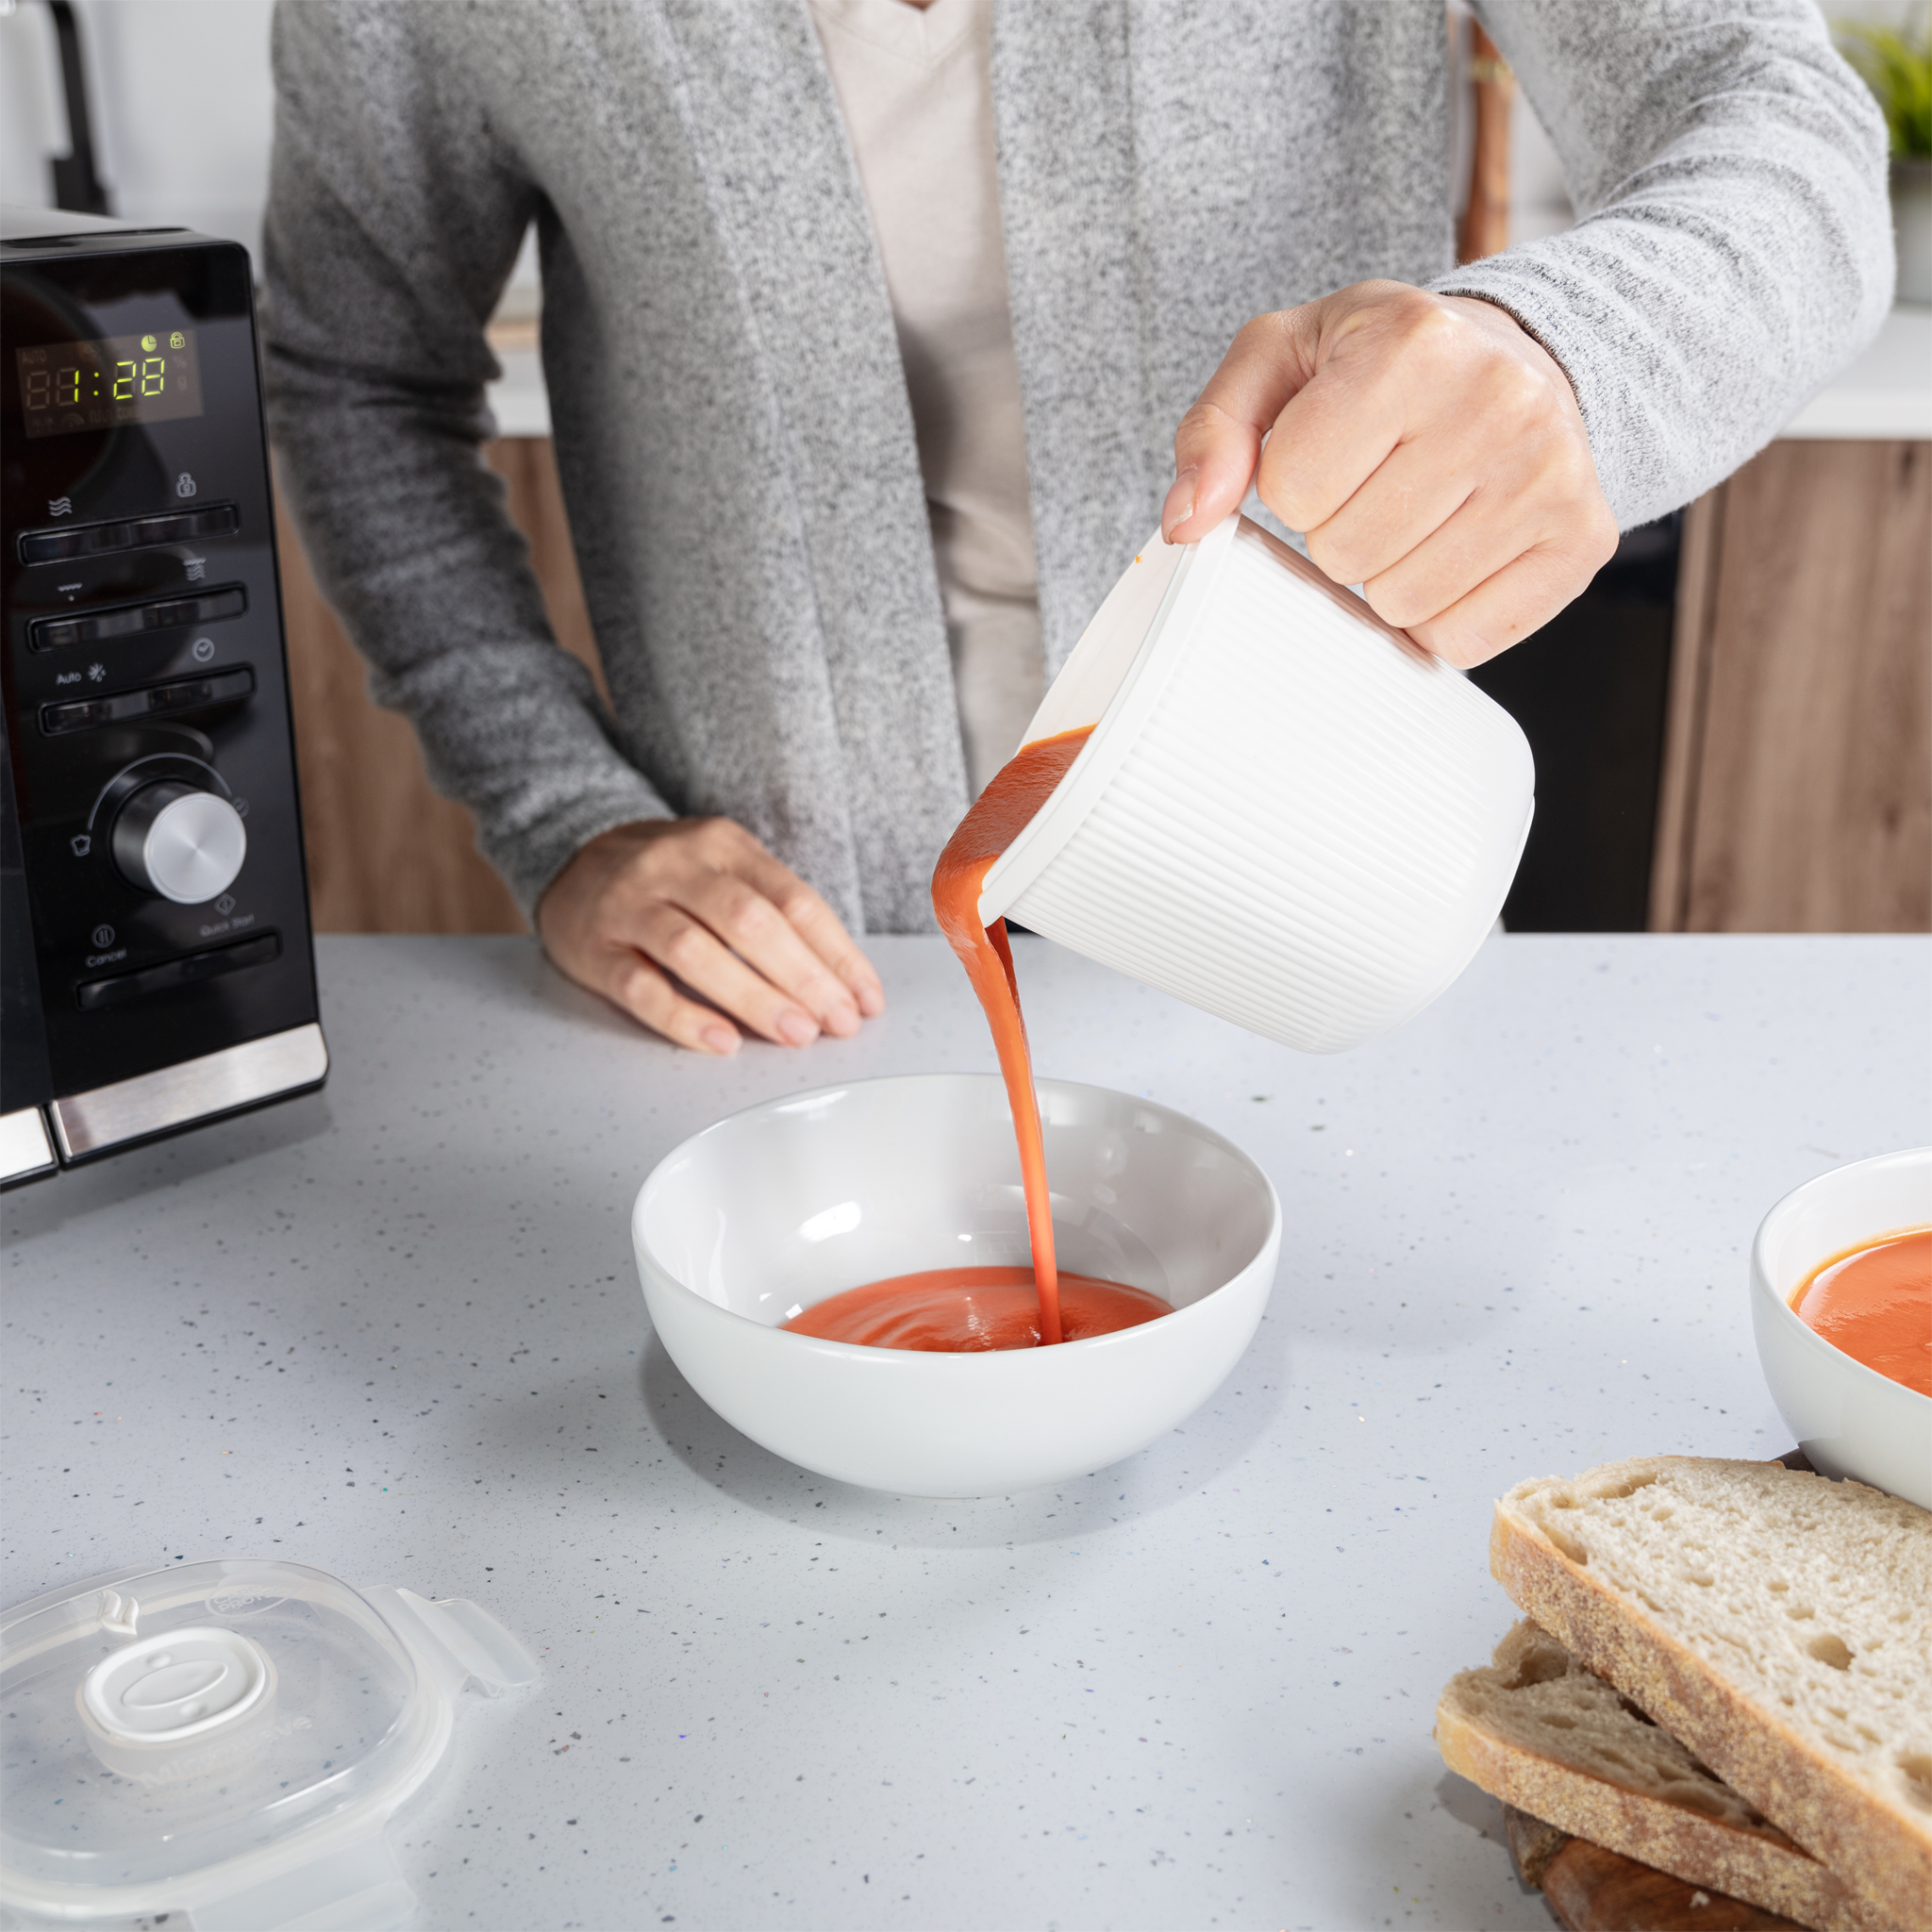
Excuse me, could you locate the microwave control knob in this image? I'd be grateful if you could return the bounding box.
[111,779,247,905]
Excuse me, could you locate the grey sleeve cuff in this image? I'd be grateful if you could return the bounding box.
[493,792,675,928]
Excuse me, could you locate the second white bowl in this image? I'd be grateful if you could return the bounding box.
[631,1074,1281,1497]
[1751,1147,1931,1508]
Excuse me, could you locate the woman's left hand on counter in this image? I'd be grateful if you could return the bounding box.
[1160,281,1619,667]
[536,816,886,1055]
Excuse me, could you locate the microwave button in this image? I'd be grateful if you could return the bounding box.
[40,697,116,733]
[18,502,239,565]
[75,931,281,1011]
[144,666,255,714]
[28,585,246,652]
[31,606,148,650]
[18,521,130,565]
[127,505,241,547]
[39,666,255,737]
[144,587,248,631]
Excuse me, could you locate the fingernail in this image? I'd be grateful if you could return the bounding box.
[819,1000,861,1039]
[1161,467,1198,542]
[856,982,886,1018]
[700,1024,739,1056]
[777,1009,819,1046]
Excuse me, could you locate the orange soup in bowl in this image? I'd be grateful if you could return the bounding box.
[1789,1225,1931,1395]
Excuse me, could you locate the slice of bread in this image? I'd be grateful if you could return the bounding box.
[1438,1620,1893,1931]
[1490,1457,1932,1928]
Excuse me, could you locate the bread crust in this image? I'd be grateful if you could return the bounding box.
[1540,1835,1814,1931]
[1435,1687,1890,1931]
[1490,1457,1931,1929]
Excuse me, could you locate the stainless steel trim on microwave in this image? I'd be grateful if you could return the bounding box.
[0,1106,58,1183]
[48,1022,327,1159]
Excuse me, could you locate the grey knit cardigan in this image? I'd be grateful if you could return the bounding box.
[262,0,1891,934]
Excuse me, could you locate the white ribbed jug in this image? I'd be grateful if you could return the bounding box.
[979,513,1534,1053]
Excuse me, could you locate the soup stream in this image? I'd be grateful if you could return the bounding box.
[784,727,1173,1353]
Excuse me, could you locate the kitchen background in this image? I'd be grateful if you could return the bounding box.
[5,0,1927,940]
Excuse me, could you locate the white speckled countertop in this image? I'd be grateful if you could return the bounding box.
[3,934,1925,1930]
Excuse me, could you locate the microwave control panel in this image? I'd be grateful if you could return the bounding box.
[2,231,320,1116]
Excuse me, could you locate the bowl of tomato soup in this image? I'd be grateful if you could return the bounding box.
[1751,1147,1931,1507]
[631,1074,1280,1497]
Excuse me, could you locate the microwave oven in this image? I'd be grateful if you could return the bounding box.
[3,207,325,1184]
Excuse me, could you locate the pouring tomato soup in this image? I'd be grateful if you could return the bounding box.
[783,727,1174,1353]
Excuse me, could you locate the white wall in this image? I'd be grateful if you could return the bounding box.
[0,0,545,287]
[1,0,276,258]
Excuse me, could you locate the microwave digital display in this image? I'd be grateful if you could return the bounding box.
[16,329,205,439]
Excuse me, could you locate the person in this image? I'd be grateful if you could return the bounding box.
[263,0,1890,1055]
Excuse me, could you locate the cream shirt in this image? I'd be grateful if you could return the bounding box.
[808,0,1043,796]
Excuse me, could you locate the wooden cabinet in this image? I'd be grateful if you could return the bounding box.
[1651,439,1930,933]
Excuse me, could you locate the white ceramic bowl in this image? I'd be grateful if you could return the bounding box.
[983,513,1535,1053]
[631,1074,1281,1497]
[1750,1147,1931,1508]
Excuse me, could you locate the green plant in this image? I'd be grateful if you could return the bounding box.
[1836,11,1932,158]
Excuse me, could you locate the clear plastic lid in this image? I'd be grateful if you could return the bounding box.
[1,1558,536,1930]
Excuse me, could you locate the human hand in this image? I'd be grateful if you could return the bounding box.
[1161,281,1618,667]
[536,817,886,1055]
